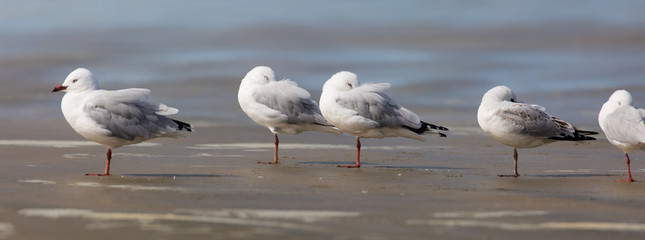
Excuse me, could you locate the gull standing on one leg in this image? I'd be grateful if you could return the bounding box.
[238,66,342,164]
[52,68,193,176]
[319,71,448,168]
[477,86,596,177]
[599,90,645,182]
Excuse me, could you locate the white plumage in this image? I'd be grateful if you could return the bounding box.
[319,71,447,168]
[52,68,193,176]
[598,90,645,182]
[477,86,596,177]
[238,66,341,164]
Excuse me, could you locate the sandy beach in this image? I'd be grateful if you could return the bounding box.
[2,91,645,239]
[3,1,645,239]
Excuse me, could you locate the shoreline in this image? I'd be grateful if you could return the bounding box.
[1,122,643,239]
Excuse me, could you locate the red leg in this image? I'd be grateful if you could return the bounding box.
[258,133,280,164]
[86,148,112,176]
[499,148,520,177]
[615,153,636,182]
[338,137,361,168]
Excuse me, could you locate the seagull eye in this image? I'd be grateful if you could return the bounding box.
[263,76,269,81]
[346,82,353,88]
[72,79,78,83]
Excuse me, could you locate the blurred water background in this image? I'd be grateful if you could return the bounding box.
[2,0,645,127]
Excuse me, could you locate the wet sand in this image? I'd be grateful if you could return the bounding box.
[1,114,645,240]
[2,55,644,239]
[3,1,645,238]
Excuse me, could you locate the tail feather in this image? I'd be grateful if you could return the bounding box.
[173,119,194,132]
[404,121,448,137]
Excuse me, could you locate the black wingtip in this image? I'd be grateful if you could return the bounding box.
[404,121,449,136]
[548,129,597,141]
[424,121,449,131]
[173,119,194,132]
[548,135,596,141]
[574,130,599,136]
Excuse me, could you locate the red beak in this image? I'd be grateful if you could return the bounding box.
[52,85,67,92]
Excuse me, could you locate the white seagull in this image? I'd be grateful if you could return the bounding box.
[477,86,596,177]
[319,71,448,168]
[599,90,645,182]
[52,68,193,176]
[238,66,342,164]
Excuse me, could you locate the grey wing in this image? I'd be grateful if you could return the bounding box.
[336,87,420,129]
[85,89,179,140]
[255,80,333,126]
[603,106,645,144]
[500,103,594,140]
[498,103,562,138]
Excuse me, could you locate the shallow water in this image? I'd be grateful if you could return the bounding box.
[2,0,645,125]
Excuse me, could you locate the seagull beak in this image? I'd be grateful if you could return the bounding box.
[52,85,67,92]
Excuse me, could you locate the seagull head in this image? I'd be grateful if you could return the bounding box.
[482,85,519,103]
[324,71,359,92]
[606,90,632,109]
[52,68,98,93]
[242,66,275,85]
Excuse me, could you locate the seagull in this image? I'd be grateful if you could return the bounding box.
[238,66,342,164]
[52,68,193,176]
[477,86,597,177]
[598,90,645,182]
[319,71,448,168]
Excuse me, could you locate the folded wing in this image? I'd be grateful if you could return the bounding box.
[84,88,183,141]
[254,79,333,127]
[335,83,422,130]
[499,103,595,141]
